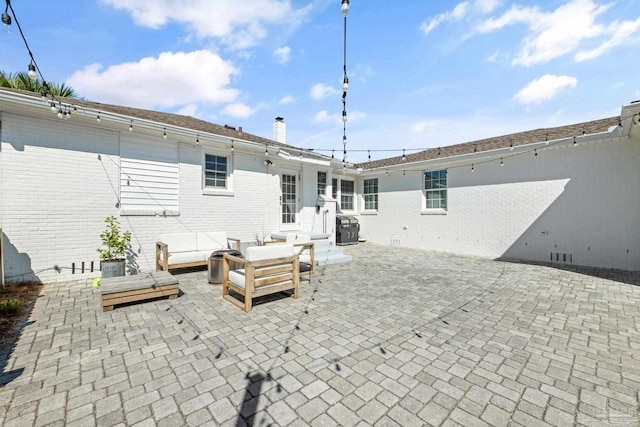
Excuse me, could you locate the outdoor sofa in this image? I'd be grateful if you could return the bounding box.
[156,231,241,271]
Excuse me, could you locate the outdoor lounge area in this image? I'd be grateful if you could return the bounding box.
[1,243,639,426]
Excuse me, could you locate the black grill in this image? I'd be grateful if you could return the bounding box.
[336,215,359,245]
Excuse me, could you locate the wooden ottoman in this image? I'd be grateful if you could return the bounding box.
[100,271,179,311]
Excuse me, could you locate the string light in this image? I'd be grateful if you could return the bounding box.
[27,61,36,80]
[129,120,133,132]
[471,164,474,172]
[340,0,349,166]
[500,158,504,167]
[196,135,200,145]
[163,127,167,139]
[96,112,101,122]
[534,149,537,157]
[573,136,576,147]
[402,149,406,162]
[2,2,11,26]
[265,145,269,157]
[231,140,234,151]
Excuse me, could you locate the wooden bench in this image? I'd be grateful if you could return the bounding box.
[100,271,179,311]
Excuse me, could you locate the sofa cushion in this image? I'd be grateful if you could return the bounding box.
[245,244,295,262]
[228,269,292,290]
[160,233,197,253]
[167,250,209,266]
[197,232,228,252]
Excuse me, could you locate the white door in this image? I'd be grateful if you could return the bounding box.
[281,171,298,228]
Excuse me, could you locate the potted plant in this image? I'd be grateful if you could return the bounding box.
[98,215,132,278]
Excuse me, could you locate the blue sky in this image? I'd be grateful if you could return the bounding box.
[1,0,639,163]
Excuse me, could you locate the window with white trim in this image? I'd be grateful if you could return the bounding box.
[317,171,327,196]
[424,170,447,210]
[363,178,378,210]
[204,154,228,188]
[341,179,354,210]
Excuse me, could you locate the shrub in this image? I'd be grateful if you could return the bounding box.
[0,298,23,315]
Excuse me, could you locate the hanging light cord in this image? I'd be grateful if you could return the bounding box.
[341,0,349,165]
[4,0,50,94]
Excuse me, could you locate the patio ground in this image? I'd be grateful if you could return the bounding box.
[1,243,639,426]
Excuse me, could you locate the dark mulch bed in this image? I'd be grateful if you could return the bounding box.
[0,282,43,354]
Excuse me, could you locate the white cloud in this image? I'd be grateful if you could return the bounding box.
[273,46,291,64]
[279,95,295,105]
[310,83,339,101]
[100,0,312,49]
[221,102,253,118]
[476,0,640,66]
[313,110,332,123]
[514,74,577,105]
[420,0,499,34]
[575,17,640,61]
[67,50,239,110]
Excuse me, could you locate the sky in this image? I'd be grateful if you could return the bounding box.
[1,0,640,163]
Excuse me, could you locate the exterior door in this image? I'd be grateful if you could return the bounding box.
[281,172,298,228]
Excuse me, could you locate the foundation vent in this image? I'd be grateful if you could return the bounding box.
[550,252,573,263]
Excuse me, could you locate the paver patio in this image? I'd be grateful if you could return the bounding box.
[1,243,639,426]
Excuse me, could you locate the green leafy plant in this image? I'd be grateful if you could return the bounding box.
[97,216,132,261]
[0,298,23,315]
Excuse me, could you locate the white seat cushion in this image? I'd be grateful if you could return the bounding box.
[167,251,208,265]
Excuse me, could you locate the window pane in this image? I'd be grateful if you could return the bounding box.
[205,154,228,188]
[363,178,378,210]
[317,172,327,196]
[424,170,447,210]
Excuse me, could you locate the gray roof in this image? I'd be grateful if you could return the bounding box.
[356,116,620,169]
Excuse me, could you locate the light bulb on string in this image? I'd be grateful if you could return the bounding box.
[163,128,167,139]
[129,121,133,132]
[57,108,63,119]
[342,110,347,123]
[342,76,349,94]
[471,164,474,172]
[402,149,406,162]
[341,0,349,17]
[1,1,11,29]
[500,158,504,167]
[265,146,269,157]
[573,136,576,147]
[231,140,234,151]
[96,112,101,122]
[28,62,37,80]
[196,135,200,145]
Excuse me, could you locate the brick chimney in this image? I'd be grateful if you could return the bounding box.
[273,117,286,144]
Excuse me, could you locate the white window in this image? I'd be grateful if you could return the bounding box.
[317,171,327,196]
[363,178,378,211]
[203,151,233,196]
[341,179,354,210]
[424,170,447,211]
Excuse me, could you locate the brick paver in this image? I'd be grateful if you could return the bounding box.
[1,243,639,426]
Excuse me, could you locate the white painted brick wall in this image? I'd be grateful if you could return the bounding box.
[0,112,335,283]
[357,139,640,271]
